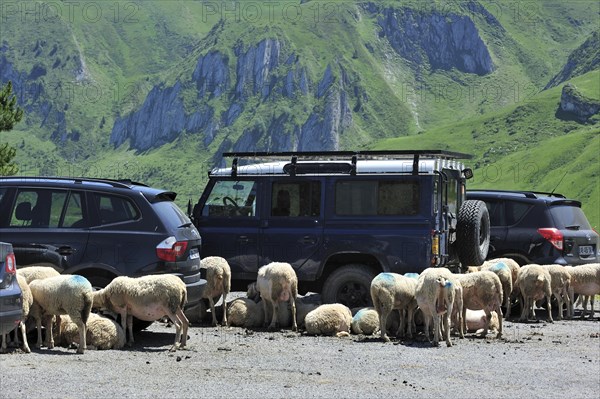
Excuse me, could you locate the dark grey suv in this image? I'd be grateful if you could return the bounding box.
[0,177,207,313]
[467,190,598,266]
[191,150,490,308]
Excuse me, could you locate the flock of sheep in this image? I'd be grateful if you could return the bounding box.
[1,257,599,354]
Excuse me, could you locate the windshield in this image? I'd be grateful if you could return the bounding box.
[549,205,592,230]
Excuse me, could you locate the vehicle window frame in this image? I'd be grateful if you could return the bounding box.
[270,180,322,218]
[89,191,142,227]
[200,178,259,218]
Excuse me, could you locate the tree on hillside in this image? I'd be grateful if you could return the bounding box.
[0,81,24,175]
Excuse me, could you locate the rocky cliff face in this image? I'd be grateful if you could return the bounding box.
[546,31,599,89]
[374,6,495,75]
[559,83,600,121]
[109,38,352,153]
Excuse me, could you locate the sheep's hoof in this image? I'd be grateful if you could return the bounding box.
[382,336,390,343]
[446,341,452,347]
[23,346,31,354]
[76,348,84,354]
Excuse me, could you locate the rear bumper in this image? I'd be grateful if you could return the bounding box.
[0,302,22,335]
[179,271,207,308]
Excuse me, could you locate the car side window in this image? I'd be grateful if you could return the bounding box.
[484,200,505,226]
[202,180,257,217]
[335,180,419,216]
[271,181,321,217]
[10,189,83,228]
[505,201,532,226]
[94,193,140,225]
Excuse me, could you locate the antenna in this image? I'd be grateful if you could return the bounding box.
[550,171,568,196]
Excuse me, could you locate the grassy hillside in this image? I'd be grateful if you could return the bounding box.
[372,70,600,228]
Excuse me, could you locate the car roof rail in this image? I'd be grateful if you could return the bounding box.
[468,189,566,199]
[0,176,148,189]
[221,150,473,177]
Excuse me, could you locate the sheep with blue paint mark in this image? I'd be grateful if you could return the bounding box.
[370,272,418,342]
[351,307,380,335]
[29,274,93,354]
[467,261,512,318]
[416,268,461,347]
[457,270,504,338]
[92,274,189,351]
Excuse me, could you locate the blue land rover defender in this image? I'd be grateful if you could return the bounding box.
[191,150,489,307]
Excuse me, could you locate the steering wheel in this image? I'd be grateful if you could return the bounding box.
[222,196,240,210]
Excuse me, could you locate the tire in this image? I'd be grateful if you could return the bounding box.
[321,264,377,309]
[457,200,490,266]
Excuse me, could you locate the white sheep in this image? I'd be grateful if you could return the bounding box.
[370,272,417,342]
[351,307,380,335]
[226,297,265,328]
[59,313,126,350]
[541,264,572,320]
[29,274,93,354]
[1,275,33,353]
[483,258,521,289]
[457,270,503,338]
[565,264,600,319]
[415,268,460,347]
[254,262,298,331]
[201,256,231,326]
[467,261,513,319]
[516,264,553,323]
[92,274,189,351]
[17,265,60,283]
[304,304,352,337]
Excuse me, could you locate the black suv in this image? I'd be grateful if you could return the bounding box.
[0,177,206,309]
[467,190,598,266]
[191,151,490,307]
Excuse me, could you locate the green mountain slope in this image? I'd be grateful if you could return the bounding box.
[373,70,600,228]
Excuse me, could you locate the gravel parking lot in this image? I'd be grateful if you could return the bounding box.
[1,296,599,399]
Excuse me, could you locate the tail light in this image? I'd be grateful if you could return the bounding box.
[156,237,188,262]
[5,253,16,274]
[538,228,564,251]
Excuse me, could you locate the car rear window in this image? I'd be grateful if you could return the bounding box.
[549,205,592,230]
[153,201,192,231]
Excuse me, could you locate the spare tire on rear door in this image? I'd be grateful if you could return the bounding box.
[457,199,490,266]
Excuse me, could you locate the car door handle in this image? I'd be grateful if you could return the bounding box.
[300,236,317,245]
[56,246,75,256]
[237,236,250,243]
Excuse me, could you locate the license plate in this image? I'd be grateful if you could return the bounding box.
[189,249,200,260]
[579,246,594,256]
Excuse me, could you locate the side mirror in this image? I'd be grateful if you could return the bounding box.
[187,199,193,217]
[462,168,474,180]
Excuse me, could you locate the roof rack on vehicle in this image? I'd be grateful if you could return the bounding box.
[468,189,566,199]
[221,150,473,177]
[0,176,148,189]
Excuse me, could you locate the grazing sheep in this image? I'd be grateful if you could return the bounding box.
[29,275,93,354]
[565,264,600,319]
[465,309,500,333]
[304,304,352,337]
[416,268,460,347]
[17,266,60,284]
[1,275,33,353]
[254,262,298,331]
[467,262,513,319]
[59,313,125,350]
[201,256,231,326]
[370,272,417,342]
[541,264,572,320]
[483,258,521,289]
[457,271,503,338]
[92,274,189,351]
[517,264,553,323]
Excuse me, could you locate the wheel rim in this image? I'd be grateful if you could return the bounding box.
[337,281,370,308]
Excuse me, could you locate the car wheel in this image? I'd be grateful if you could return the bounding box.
[321,264,376,308]
[457,200,490,266]
[87,275,154,332]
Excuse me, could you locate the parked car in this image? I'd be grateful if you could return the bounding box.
[190,150,490,308]
[466,190,598,265]
[0,177,207,321]
[0,241,22,337]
